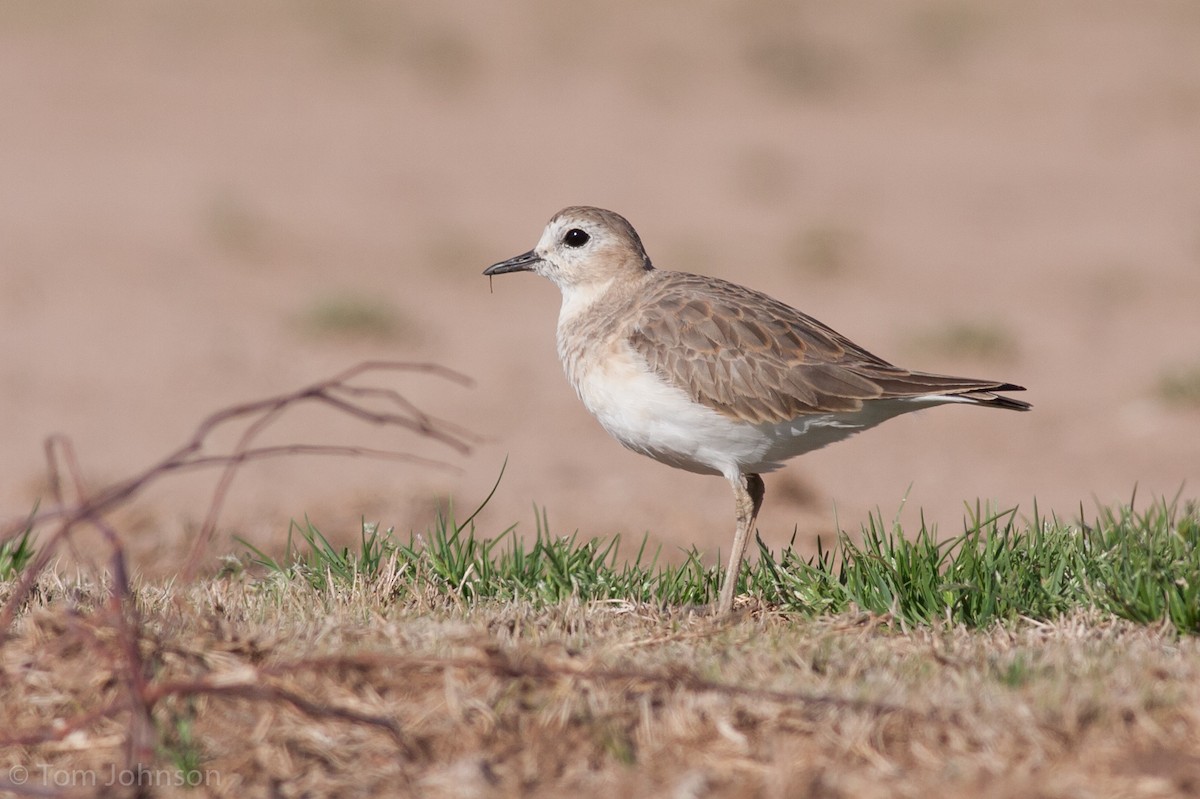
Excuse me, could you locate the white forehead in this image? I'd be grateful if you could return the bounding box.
[536,217,566,251]
[538,215,577,248]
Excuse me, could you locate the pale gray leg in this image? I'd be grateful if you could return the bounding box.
[716,473,765,615]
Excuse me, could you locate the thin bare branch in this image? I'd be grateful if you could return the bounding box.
[0,360,478,780]
[0,361,474,636]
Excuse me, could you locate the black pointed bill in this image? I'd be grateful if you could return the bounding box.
[483,249,542,276]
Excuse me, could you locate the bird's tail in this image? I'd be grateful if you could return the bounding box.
[874,372,1032,411]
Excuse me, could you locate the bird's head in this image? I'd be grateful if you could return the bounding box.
[484,206,653,292]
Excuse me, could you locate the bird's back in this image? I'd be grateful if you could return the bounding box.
[624,270,1029,424]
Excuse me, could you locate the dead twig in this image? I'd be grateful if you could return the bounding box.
[0,360,474,638]
[252,648,914,719]
[0,361,475,781]
[0,360,475,759]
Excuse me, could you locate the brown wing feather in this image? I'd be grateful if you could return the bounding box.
[628,272,1030,424]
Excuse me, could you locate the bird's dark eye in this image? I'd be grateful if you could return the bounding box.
[563,228,590,248]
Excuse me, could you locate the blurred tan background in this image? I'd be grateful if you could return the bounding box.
[2,1,1198,572]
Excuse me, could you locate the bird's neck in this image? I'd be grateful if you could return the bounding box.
[556,277,620,328]
[554,276,646,389]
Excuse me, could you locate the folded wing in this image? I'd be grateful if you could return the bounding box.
[628,272,1030,425]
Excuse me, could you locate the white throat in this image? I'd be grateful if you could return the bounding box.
[556,278,617,327]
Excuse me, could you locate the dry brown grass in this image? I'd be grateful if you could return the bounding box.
[1,364,1195,797]
[1,368,1196,798]
[3,566,1198,799]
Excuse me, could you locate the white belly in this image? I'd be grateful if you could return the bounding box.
[561,340,926,480]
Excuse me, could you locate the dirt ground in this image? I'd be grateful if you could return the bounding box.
[5,574,1200,799]
[2,1,1198,572]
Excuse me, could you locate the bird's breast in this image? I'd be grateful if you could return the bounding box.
[557,327,768,477]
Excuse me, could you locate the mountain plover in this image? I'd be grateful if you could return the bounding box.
[484,206,1030,615]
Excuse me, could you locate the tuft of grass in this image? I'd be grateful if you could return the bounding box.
[244,492,1200,635]
[742,34,854,97]
[992,652,1034,688]
[241,516,397,593]
[910,320,1019,363]
[786,224,861,277]
[295,294,409,342]
[243,508,716,608]
[0,510,37,581]
[907,1,993,63]
[750,502,1082,626]
[755,495,1200,634]
[1080,498,1200,633]
[1158,363,1200,408]
[156,698,208,786]
[295,1,481,90]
